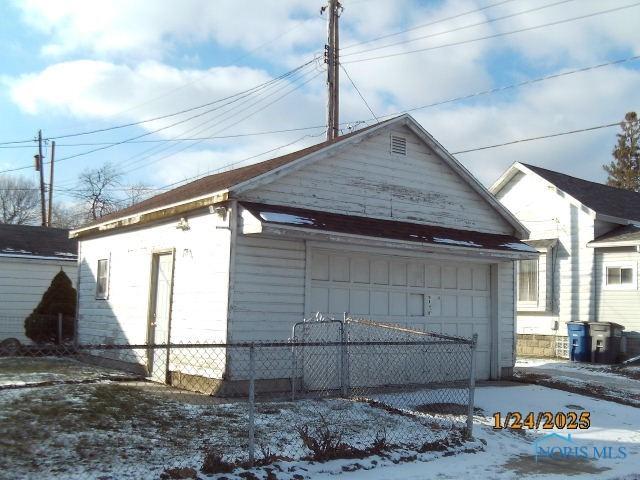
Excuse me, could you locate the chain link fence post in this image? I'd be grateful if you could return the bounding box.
[340,318,349,397]
[466,333,478,439]
[248,343,255,466]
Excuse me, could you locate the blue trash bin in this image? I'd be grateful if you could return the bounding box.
[567,322,591,362]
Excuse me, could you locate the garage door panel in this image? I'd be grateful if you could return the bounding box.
[350,289,369,314]
[309,249,494,380]
[457,296,472,317]
[329,288,349,312]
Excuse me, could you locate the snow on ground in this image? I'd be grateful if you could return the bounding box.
[307,384,640,480]
[515,358,640,407]
[0,356,138,387]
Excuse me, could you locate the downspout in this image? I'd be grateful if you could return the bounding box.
[73,240,82,348]
[225,199,238,345]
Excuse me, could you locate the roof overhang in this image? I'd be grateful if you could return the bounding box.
[0,253,77,262]
[70,190,229,239]
[524,238,558,252]
[239,202,538,260]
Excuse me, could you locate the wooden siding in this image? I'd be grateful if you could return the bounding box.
[594,247,640,354]
[0,257,76,343]
[239,125,513,235]
[229,235,306,341]
[77,212,229,350]
[496,170,596,335]
[498,261,516,368]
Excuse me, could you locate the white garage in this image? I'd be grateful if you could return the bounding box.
[308,249,492,379]
[73,114,535,381]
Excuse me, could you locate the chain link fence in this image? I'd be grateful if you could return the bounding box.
[0,317,477,479]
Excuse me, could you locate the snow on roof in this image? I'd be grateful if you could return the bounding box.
[243,202,536,255]
[0,224,77,260]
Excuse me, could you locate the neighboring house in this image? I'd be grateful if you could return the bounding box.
[70,114,536,381]
[0,224,77,343]
[491,162,640,358]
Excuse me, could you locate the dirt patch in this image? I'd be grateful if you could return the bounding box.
[415,403,484,415]
[502,453,609,476]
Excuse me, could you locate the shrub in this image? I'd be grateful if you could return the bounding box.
[24,271,77,344]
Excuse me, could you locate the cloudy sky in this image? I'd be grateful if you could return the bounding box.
[0,0,639,202]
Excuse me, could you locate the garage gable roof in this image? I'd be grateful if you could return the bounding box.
[241,202,537,255]
[73,115,526,238]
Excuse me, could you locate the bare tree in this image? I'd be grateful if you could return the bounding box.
[0,175,40,225]
[50,203,84,229]
[123,182,154,207]
[73,163,123,221]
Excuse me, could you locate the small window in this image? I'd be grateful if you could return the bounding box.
[391,135,407,155]
[96,259,110,299]
[606,266,634,287]
[518,259,538,303]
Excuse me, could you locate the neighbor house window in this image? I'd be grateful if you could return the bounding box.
[605,264,636,290]
[96,259,110,299]
[518,259,538,303]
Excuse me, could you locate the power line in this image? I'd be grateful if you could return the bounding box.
[343,2,640,64]
[339,63,379,122]
[343,0,577,57]
[342,0,520,50]
[45,61,315,141]
[451,121,623,155]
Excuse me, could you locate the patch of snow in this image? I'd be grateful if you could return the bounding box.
[54,251,76,257]
[259,212,315,225]
[1,247,32,254]
[432,237,482,247]
[500,242,538,252]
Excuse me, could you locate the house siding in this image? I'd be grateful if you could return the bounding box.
[240,125,513,235]
[0,257,76,343]
[496,170,596,335]
[77,212,230,351]
[594,247,640,356]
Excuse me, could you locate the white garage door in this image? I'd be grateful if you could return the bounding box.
[308,249,492,380]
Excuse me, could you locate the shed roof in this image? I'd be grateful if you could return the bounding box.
[521,163,640,223]
[588,224,640,247]
[0,224,77,260]
[241,202,536,255]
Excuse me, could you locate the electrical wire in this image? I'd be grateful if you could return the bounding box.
[342,0,520,50]
[339,63,379,123]
[343,1,640,64]
[342,0,577,57]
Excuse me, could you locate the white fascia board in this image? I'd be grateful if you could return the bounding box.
[489,162,519,195]
[0,253,77,262]
[587,240,640,248]
[254,223,538,260]
[70,189,229,237]
[403,119,529,239]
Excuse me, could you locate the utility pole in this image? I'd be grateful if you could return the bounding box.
[36,130,47,226]
[323,0,342,141]
[48,141,56,227]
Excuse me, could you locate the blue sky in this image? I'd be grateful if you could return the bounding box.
[0,0,639,205]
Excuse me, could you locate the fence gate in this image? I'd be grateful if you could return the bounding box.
[292,314,346,392]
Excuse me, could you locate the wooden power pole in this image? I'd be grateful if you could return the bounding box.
[324,0,341,141]
[36,130,47,226]
[48,141,56,227]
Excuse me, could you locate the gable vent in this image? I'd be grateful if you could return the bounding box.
[391,135,407,155]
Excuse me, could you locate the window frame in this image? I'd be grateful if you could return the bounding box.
[95,258,110,300]
[517,258,540,309]
[603,262,637,291]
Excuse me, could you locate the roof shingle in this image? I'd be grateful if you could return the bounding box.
[0,224,77,259]
[523,163,640,222]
